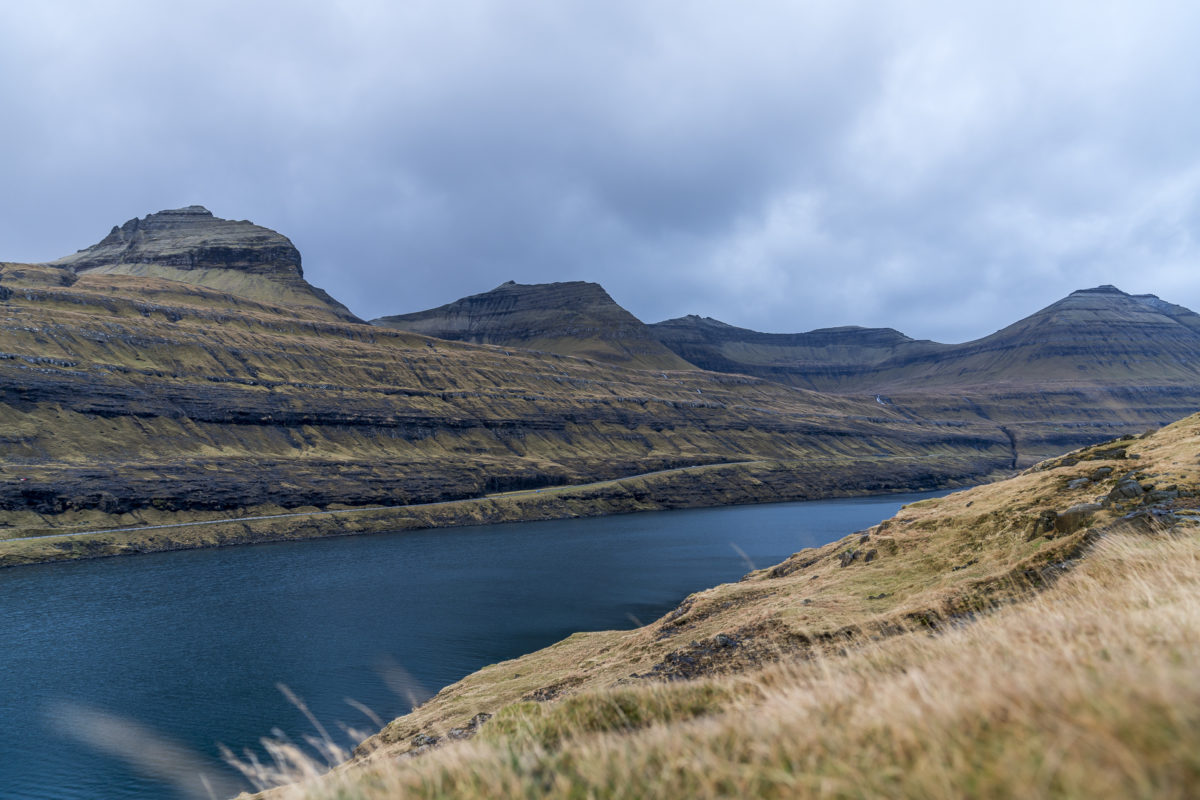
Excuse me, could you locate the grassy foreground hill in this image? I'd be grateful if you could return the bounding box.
[243,412,1200,799]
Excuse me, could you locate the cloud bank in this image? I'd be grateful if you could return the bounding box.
[2,1,1199,341]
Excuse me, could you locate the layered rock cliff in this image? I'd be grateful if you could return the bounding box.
[0,230,1010,558]
[2,207,1195,561]
[50,206,359,322]
[651,286,1200,390]
[372,281,693,370]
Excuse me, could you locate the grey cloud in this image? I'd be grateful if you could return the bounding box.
[3,2,1200,343]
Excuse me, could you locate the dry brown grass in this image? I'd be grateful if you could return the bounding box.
[236,414,1200,799]
[241,525,1200,799]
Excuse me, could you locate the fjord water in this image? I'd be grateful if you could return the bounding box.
[0,491,949,799]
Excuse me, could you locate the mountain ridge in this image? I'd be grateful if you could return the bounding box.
[372,280,694,370]
[47,206,360,322]
[648,284,1200,389]
[2,206,1197,565]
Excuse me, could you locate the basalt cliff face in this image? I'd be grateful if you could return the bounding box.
[383,281,1200,466]
[0,210,1014,564]
[50,206,359,322]
[645,285,1200,463]
[2,208,1195,565]
[372,281,693,370]
[650,286,1200,390]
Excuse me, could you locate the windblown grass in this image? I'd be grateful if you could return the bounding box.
[234,523,1199,799]
[230,415,1200,799]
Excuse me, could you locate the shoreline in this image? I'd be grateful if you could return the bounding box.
[0,457,993,569]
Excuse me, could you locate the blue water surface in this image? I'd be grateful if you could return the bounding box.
[0,490,951,799]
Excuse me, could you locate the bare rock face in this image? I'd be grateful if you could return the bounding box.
[373,281,694,370]
[651,285,1200,390]
[55,206,304,275]
[647,285,1200,464]
[647,315,948,389]
[51,206,360,321]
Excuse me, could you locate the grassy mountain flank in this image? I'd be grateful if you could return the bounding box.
[650,285,1200,389]
[2,207,1195,566]
[384,281,1200,465]
[0,238,1006,564]
[246,412,1200,799]
[49,206,360,322]
[372,280,694,370]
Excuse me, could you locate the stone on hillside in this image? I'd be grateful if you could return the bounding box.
[1026,509,1059,540]
[1108,479,1146,503]
[1055,503,1102,534]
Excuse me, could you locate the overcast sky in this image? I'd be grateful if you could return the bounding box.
[2,1,1199,342]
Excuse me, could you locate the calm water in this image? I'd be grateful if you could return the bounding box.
[0,490,949,799]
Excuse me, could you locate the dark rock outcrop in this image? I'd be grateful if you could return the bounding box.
[50,206,359,322]
[647,315,948,390]
[648,286,1200,464]
[373,281,693,370]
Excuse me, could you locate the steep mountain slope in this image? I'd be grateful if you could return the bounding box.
[49,206,360,322]
[2,207,1194,563]
[885,285,1200,386]
[648,286,1200,464]
[651,285,1200,390]
[648,315,949,389]
[252,414,1200,800]
[375,281,1200,466]
[0,219,1010,561]
[371,281,693,370]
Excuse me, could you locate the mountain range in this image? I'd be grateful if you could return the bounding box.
[374,277,1200,462]
[1,206,1196,564]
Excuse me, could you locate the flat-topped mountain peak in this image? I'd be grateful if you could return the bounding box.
[47,206,359,322]
[55,206,303,276]
[373,280,693,370]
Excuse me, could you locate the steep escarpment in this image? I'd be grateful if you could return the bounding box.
[49,206,359,322]
[3,207,1195,562]
[372,281,693,370]
[652,285,1200,389]
[0,251,1010,559]
[648,314,948,389]
[649,286,1200,463]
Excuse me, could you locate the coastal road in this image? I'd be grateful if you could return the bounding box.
[1,460,762,543]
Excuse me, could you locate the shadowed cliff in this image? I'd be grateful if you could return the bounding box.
[0,210,1014,562]
[1,208,1195,563]
[372,280,693,370]
[49,206,360,323]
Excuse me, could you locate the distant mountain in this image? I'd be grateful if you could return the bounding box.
[650,285,1200,391]
[372,280,694,370]
[647,316,949,391]
[897,285,1200,387]
[3,202,1196,564]
[648,285,1200,462]
[49,206,360,322]
[3,211,1018,563]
